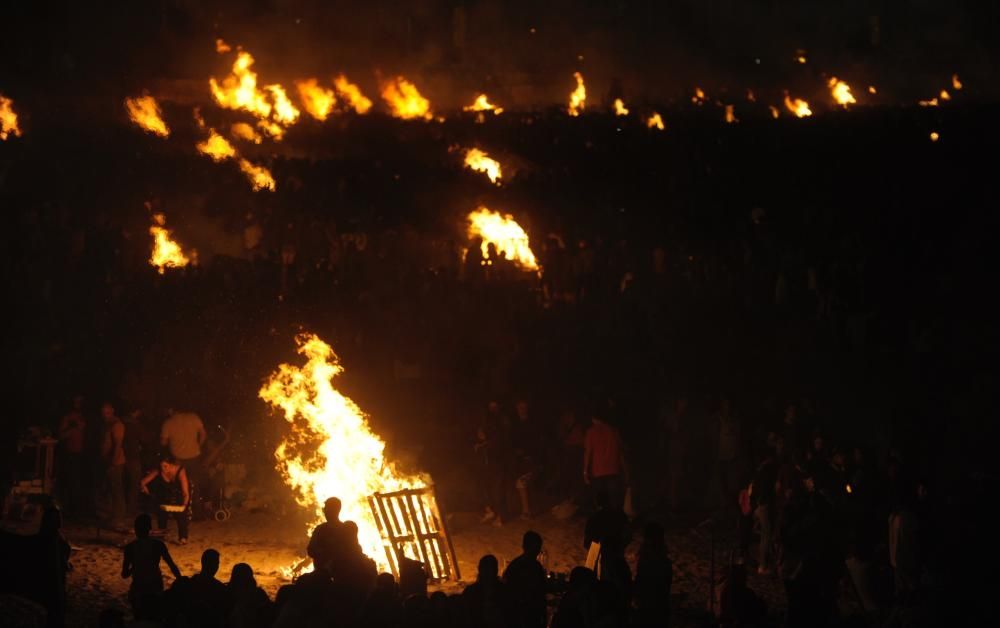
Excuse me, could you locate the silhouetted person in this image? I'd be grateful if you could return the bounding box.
[462,555,513,628]
[718,563,767,627]
[122,513,181,620]
[227,563,274,628]
[634,522,673,628]
[330,520,377,604]
[140,456,191,543]
[502,530,547,628]
[396,547,428,598]
[21,506,72,628]
[361,572,403,628]
[57,395,87,516]
[100,402,127,523]
[583,413,627,510]
[551,567,597,628]
[184,548,228,628]
[307,496,348,568]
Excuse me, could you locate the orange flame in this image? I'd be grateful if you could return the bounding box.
[210,51,273,119]
[647,112,664,130]
[0,94,23,140]
[464,94,503,114]
[467,207,539,271]
[296,79,336,121]
[692,87,706,104]
[929,131,939,142]
[768,105,780,119]
[334,75,373,114]
[149,213,191,274]
[196,129,237,162]
[568,72,586,116]
[613,98,629,116]
[259,333,429,574]
[380,77,432,120]
[952,74,963,91]
[464,148,502,184]
[918,98,939,107]
[231,122,263,144]
[125,94,170,137]
[939,89,951,102]
[724,104,738,124]
[783,93,812,118]
[215,39,232,54]
[868,86,877,94]
[238,158,276,191]
[828,77,856,107]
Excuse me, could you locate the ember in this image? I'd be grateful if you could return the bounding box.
[464,94,503,115]
[124,94,170,137]
[614,98,629,116]
[647,112,665,130]
[724,104,738,124]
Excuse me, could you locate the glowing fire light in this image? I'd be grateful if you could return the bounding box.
[952,74,963,91]
[209,49,299,137]
[918,98,939,107]
[149,213,191,274]
[215,39,231,54]
[197,130,237,162]
[647,112,665,130]
[568,72,586,116]
[380,77,432,120]
[259,333,429,574]
[464,94,503,114]
[868,86,877,94]
[334,75,373,114]
[724,104,738,124]
[613,98,629,116]
[828,77,856,107]
[846,484,853,494]
[692,87,706,104]
[796,55,807,64]
[464,148,502,184]
[296,79,337,121]
[0,94,23,140]
[929,131,939,142]
[268,85,300,125]
[238,158,276,191]
[467,207,539,271]
[768,105,780,119]
[783,93,812,118]
[939,90,951,102]
[231,122,263,144]
[125,94,170,137]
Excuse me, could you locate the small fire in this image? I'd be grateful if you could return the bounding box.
[260,333,429,574]
[380,76,432,120]
[268,85,301,125]
[939,89,951,102]
[125,94,170,137]
[334,75,373,114]
[918,98,939,107]
[784,93,812,118]
[296,79,337,121]
[647,112,665,130]
[613,98,629,116]
[724,104,738,124]
[238,158,276,191]
[952,74,963,90]
[845,484,853,494]
[0,94,23,140]
[796,55,807,64]
[464,94,503,114]
[215,39,232,53]
[209,48,299,138]
[231,122,263,144]
[768,105,780,119]
[828,77,856,107]
[929,131,939,142]
[746,89,756,102]
[568,72,586,116]
[692,87,706,104]
[464,148,502,184]
[149,213,191,274]
[868,86,877,94]
[197,129,237,162]
[467,207,539,271]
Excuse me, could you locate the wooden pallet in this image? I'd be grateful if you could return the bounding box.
[367,486,460,582]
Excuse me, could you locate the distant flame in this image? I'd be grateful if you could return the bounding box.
[467,207,539,271]
[215,39,232,54]
[613,98,629,116]
[296,79,337,121]
[828,77,856,107]
[868,86,877,94]
[125,94,170,137]
[238,158,276,191]
[464,94,503,114]
[692,87,706,104]
[918,98,939,107]
[268,85,300,125]
[939,89,951,102]
[0,94,23,140]
[197,130,237,162]
[647,112,664,130]
[334,75,373,114]
[380,77,432,120]
[724,104,738,124]
[231,122,263,144]
[929,131,939,142]
[568,72,586,117]
[783,94,812,118]
[746,89,756,102]
[796,55,807,64]
[768,105,780,119]
[149,213,191,274]
[464,148,502,184]
[952,74,963,91]
[209,48,299,139]
[260,333,429,574]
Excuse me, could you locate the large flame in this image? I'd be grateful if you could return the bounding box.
[613,98,629,116]
[197,129,238,161]
[260,333,428,573]
[784,93,812,118]
[828,78,856,107]
[568,72,586,116]
[125,94,170,137]
[334,75,373,114]
[238,158,276,192]
[0,94,22,140]
[467,207,539,271]
[463,148,502,185]
[209,49,299,138]
[380,77,432,120]
[296,79,337,121]
[464,94,503,114]
[149,213,191,274]
[647,112,664,130]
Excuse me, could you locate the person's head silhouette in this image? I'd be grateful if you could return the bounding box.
[477,554,499,582]
[201,549,220,577]
[134,513,153,538]
[229,563,256,591]
[522,530,543,558]
[323,497,342,522]
[40,506,63,536]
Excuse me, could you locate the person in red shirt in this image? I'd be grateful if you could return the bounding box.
[583,414,627,510]
[57,395,88,516]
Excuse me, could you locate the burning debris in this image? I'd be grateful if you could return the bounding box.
[691,87,707,105]
[828,78,856,107]
[197,126,274,191]
[0,94,22,140]
[463,148,502,185]
[196,129,237,162]
[464,94,503,115]
[784,93,813,118]
[613,98,629,116]
[259,333,430,574]
[380,77,432,120]
[231,122,263,144]
[467,207,539,271]
[647,112,665,130]
[334,75,373,114]
[124,94,170,137]
[952,74,963,90]
[768,105,781,119]
[209,48,300,139]
[296,79,337,121]
[238,158,276,192]
[149,213,192,274]
[568,72,586,117]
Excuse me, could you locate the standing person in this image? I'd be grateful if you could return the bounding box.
[122,513,181,620]
[100,402,126,524]
[140,457,191,544]
[502,531,547,628]
[633,522,673,628]
[122,410,146,517]
[583,412,627,510]
[307,497,347,569]
[160,409,206,516]
[57,396,87,516]
[474,401,509,526]
[659,395,690,511]
[510,399,543,520]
